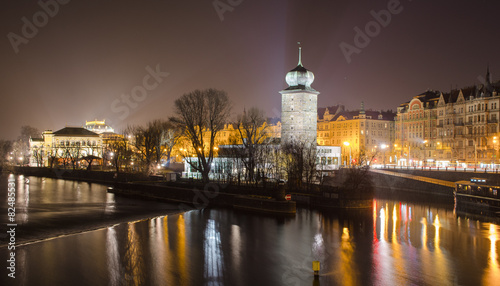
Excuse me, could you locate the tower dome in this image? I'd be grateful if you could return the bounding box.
[285,47,315,90]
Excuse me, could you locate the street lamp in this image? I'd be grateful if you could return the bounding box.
[422,140,427,168]
[343,141,351,167]
[380,144,387,167]
[494,137,498,168]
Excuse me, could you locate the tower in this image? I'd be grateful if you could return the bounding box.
[280,47,319,145]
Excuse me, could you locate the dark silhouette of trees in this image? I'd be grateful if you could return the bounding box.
[282,140,317,191]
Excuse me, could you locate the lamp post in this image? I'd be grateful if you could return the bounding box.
[381,144,387,168]
[494,137,498,168]
[422,140,427,168]
[408,144,411,167]
[343,142,351,167]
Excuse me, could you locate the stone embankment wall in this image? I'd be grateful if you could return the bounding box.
[369,171,454,197]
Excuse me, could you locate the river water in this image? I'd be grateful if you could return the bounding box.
[0,174,499,285]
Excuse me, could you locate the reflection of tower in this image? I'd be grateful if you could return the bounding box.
[280,46,319,145]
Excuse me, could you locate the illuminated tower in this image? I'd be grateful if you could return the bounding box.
[280,47,319,145]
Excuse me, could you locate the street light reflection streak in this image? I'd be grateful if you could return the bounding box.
[148,217,167,285]
[177,215,188,283]
[106,227,121,286]
[204,219,224,284]
[392,204,406,283]
[483,224,500,284]
[340,227,358,285]
[373,206,394,285]
[231,225,242,278]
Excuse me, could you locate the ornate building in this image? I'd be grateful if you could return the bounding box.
[84,119,114,134]
[29,127,103,167]
[395,69,500,167]
[280,47,319,145]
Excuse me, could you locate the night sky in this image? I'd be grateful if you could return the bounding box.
[1,0,499,139]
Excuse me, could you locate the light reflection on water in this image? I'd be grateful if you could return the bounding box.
[1,177,500,285]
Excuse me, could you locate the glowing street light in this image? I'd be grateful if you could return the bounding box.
[380,144,387,167]
[422,140,428,167]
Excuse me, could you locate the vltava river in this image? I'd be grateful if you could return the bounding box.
[0,174,499,285]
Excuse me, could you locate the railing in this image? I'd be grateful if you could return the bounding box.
[371,165,500,174]
[370,169,456,188]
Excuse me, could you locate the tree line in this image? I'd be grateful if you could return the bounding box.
[1,88,335,190]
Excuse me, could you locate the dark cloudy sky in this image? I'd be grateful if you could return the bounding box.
[1,0,499,139]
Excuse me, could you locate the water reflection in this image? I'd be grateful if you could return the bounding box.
[483,223,500,284]
[1,196,500,285]
[106,227,121,286]
[204,219,224,285]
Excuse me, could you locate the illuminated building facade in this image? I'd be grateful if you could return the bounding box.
[395,69,500,167]
[317,103,396,165]
[84,119,115,134]
[29,127,103,167]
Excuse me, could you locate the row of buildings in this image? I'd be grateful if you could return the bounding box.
[394,70,500,167]
[28,49,499,170]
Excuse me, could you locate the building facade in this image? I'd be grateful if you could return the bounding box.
[317,103,396,165]
[29,127,103,167]
[395,69,500,167]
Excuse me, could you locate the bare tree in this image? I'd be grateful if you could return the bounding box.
[0,140,13,167]
[107,134,133,173]
[148,119,182,168]
[81,143,101,171]
[162,121,182,167]
[127,124,157,174]
[303,142,318,188]
[15,125,40,165]
[171,88,231,182]
[341,150,375,198]
[47,147,59,168]
[63,143,82,170]
[281,140,317,191]
[233,107,270,184]
[31,146,44,167]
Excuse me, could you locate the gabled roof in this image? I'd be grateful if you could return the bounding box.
[400,90,441,108]
[53,127,100,137]
[318,105,343,120]
[320,108,395,122]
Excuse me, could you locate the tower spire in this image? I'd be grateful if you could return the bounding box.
[297,42,302,66]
